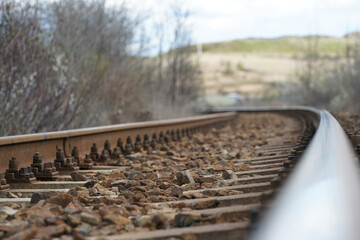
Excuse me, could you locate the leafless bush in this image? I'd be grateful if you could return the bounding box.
[0,0,201,135]
[145,4,201,119]
[291,36,360,112]
[0,1,76,135]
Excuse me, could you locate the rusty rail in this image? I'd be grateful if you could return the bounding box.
[0,112,236,172]
[1,107,359,239]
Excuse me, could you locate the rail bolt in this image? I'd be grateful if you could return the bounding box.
[33,152,42,164]
[9,157,19,170]
[104,140,112,155]
[143,134,150,150]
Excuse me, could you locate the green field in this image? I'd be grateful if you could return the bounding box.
[201,36,355,56]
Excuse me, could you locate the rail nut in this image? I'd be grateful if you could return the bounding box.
[19,167,34,178]
[112,146,122,159]
[64,157,74,167]
[0,173,9,190]
[79,154,93,170]
[5,160,36,184]
[123,137,133,155]
[134,135,143,153]
[283,160,290,169]
[90,143,100,161]
[71,146,83,165]
[164,131,170,144]
[159,132,165,144]
[99,149,111,162]
[117,138,125,154]
[151,133,158,149]
[55,148,66,167]
[9,157,19,170]
[55,155,79,172]
[44,162,57,172]
[31,155,43,172]
[143,134,151,150]
[288,155,299,165]
[31,153,59,180]
[6,158,20,179]
[32,152,42,164]
[104,140,112,155]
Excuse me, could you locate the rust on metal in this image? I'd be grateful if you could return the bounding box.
[5,158,36,184]
[31,152,59,180]
[0,113,235,172]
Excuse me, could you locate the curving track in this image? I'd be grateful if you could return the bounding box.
[0,107,358,240]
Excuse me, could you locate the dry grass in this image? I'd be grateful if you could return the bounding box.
[196,52,301,96]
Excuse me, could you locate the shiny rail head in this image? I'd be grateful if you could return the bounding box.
[251,109,360,240]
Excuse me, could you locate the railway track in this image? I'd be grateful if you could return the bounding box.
[0,107,359,240]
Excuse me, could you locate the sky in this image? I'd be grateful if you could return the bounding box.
[108,0,360,44]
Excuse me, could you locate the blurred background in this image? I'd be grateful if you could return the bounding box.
[1,0,359,136]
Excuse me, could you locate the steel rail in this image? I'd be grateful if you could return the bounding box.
[0,112,236,172]
[209,106,360,240]
[2,106,359,239]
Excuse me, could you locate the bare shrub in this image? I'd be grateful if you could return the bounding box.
[144,4,201,119]
[291,36,360,112]
[0,1,77,135]
[0,0,201,135]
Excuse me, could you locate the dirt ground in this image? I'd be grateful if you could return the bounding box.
[196,52,303,97]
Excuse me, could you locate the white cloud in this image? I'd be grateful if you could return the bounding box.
[106,0,360,43]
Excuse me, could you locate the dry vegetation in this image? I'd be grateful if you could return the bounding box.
[197,35,360,108]
[0,0,201,136]
[290,37,360,112]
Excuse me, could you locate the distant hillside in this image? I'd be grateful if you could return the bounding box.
[196,34,360,106]
[200,36,355,56]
